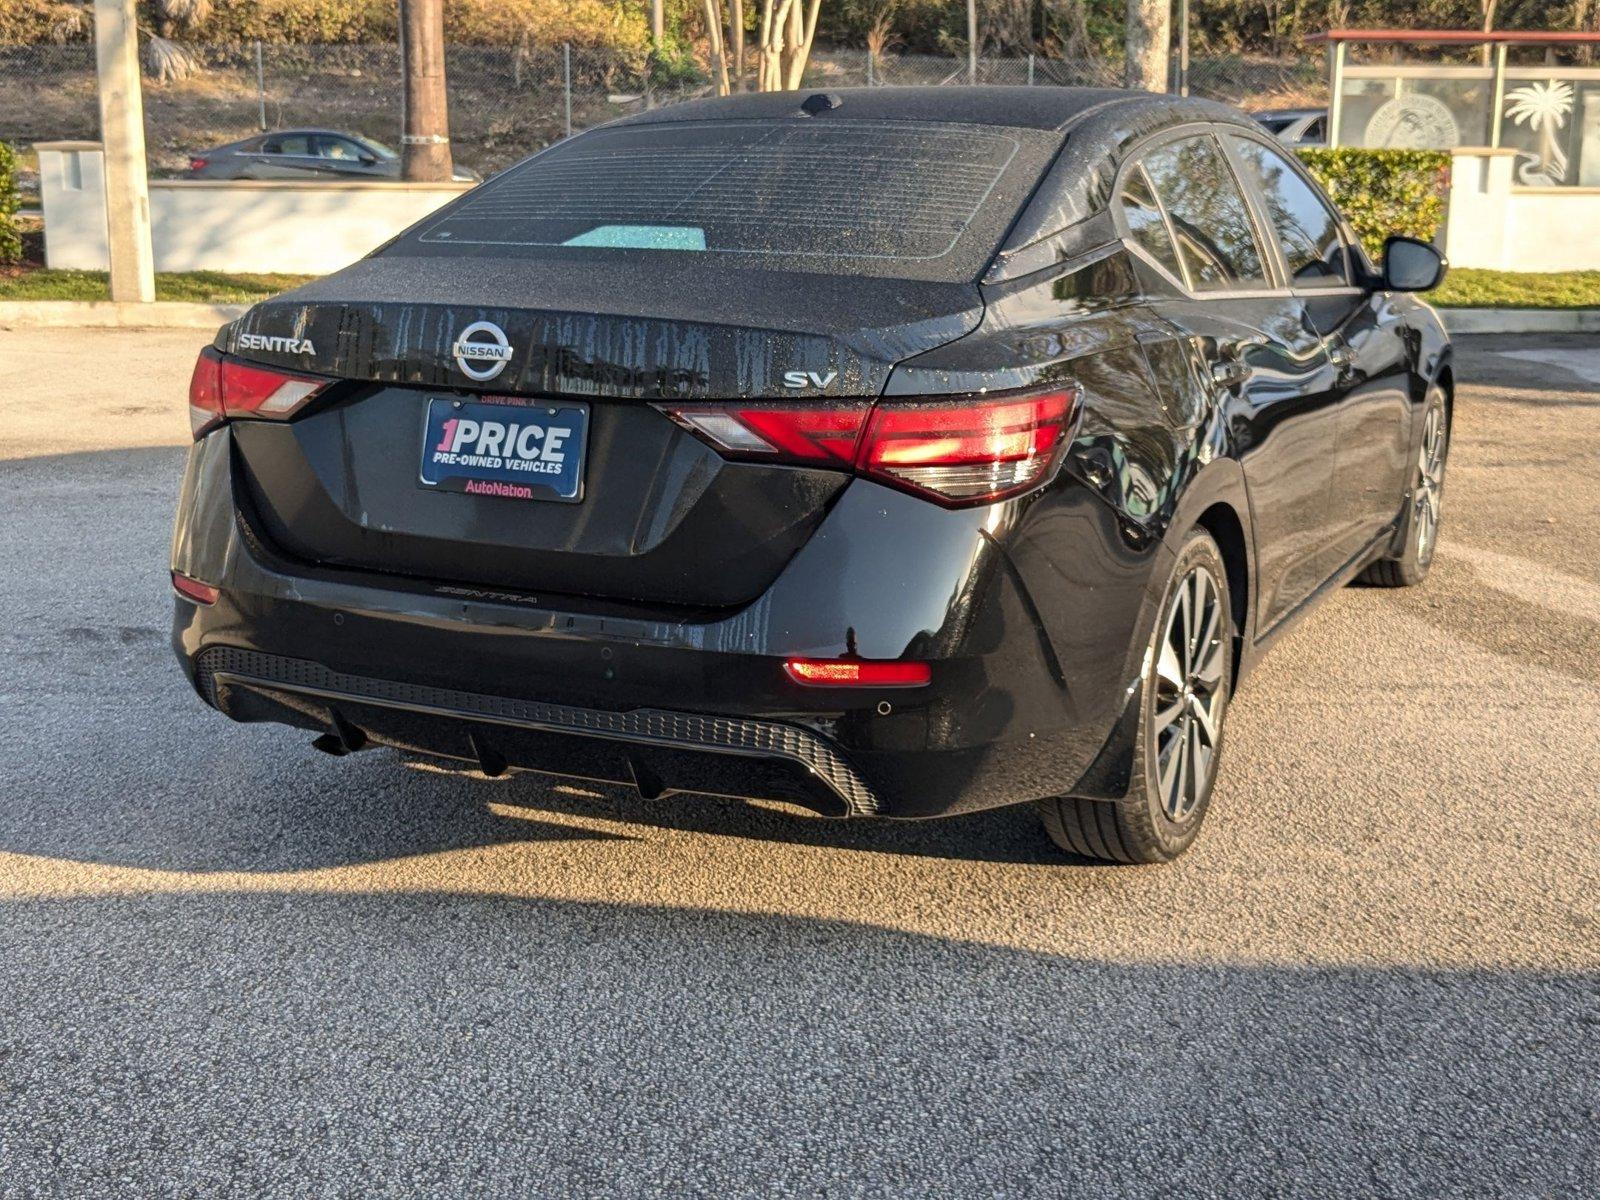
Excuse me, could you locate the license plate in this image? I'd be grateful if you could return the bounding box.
[419,396,589,503]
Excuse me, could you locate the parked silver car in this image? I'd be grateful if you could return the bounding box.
[1252,108,1328,148]
[185,129,479,182]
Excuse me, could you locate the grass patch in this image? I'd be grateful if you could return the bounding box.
[1432,268,1600,310]
[0,267,316,303]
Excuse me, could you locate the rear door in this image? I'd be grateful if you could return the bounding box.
[245,133,323,180]
[1123,129,1345,630]
[1226,132,1414,570]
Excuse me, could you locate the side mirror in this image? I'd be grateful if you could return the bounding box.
[1382,235,1447,293]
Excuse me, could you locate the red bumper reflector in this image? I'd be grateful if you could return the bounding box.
[171,571,219,605]
[784,658,931,687]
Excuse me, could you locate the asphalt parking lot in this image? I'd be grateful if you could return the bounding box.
[0,328,1596,1197]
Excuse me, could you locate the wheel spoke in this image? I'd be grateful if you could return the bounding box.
[1176,581,1194,676]
[1187,719,1203,811]
[1195,593,1220,668]
[1158,720,1184,805]
[1190,692,1220,748]
[1193,633,1226,689]
[1156,639,1184,692]
[1153,696,1185,736]
[1173,724,1191,818]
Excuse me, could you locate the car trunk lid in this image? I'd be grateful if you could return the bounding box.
[222,258,985,608]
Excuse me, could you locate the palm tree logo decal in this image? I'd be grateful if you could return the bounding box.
[1506,80,1575,186]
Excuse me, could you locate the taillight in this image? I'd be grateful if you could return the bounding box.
[784,658,931,687]
[859,389,1080,504]
[662,403,869,465]
[188,346,330,439]
[659,385,1081,507]
[189,157,209,171]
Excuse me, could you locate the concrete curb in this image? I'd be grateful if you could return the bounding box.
[1439,307,1600,335]
[0,301,245,330]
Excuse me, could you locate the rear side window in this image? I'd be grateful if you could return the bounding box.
[1118,164,1183,281]
[262,134,312,156]
[1140,135,1267,291]
[408,120,1057,282]
[1230,136,1349,289]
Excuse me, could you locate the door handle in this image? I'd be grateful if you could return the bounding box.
[1329,344,1356,373]
[1210,359,1251,388]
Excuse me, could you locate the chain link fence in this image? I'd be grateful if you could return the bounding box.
[0,41,1326,181]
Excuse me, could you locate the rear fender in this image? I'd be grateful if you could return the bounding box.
[1069,456,1253,800]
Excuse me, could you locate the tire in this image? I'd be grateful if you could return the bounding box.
[1037,529,1234,864]
[1358,383,1449,588]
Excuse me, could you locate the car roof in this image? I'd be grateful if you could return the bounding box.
[611,86,1147,133]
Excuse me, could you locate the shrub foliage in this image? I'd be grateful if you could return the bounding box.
[1296,147,1451,263]
[0,142,22,266]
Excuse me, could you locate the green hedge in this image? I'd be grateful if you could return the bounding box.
[0,142,21,266]
[1296,148,1450,264]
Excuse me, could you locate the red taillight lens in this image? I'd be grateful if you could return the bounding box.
[171,570,219,605]
[858,388,1080,504]
[188,346,226,436]
[659,385,1081,507]
[784,658,931,687]
[189,157,209,171]
[188,346,329,439]
[661,403,869,465]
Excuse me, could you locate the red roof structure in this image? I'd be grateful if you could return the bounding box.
[1315,29,1600,45]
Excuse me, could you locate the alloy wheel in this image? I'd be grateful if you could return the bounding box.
[1152,565,1228,822]
[1414,402,1446,566]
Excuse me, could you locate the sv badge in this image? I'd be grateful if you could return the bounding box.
[782,370,838,390]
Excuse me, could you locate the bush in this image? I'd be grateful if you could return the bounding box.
[0,142,21,266]
[1296,147,1451,263]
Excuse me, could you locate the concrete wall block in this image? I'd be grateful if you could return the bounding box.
[36,144,474,276]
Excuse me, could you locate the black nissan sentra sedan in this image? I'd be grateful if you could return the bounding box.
[172,87,1452,863]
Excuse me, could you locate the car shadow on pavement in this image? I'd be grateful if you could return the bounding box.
[0,888,1594,1197]
[477,765,1074,866]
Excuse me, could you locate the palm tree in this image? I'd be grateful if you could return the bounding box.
[144,0,210,82]
[1505,80,1575,186]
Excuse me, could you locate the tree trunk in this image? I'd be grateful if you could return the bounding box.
[785,0,820,89]
[702,0,731,95]
[1123,0,1170,93]
[399,0,453,181]
[731,0,744,87]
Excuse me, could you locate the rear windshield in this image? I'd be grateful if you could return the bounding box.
[402,120,1060,282]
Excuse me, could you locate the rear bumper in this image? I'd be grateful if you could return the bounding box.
[172,428,1162,818]
[197,646,882,816]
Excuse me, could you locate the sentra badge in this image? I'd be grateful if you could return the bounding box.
[452,321,514,382]
[238,332,316,355]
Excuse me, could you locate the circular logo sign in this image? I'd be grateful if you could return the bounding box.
[1364,94,1460,150]
[452,320,513,382]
